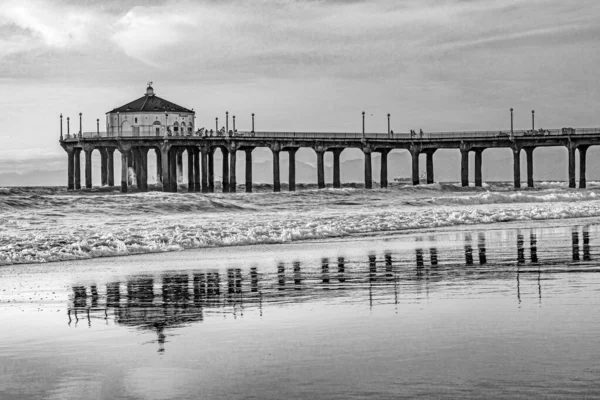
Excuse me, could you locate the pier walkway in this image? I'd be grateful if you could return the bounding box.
[60,127,600,193]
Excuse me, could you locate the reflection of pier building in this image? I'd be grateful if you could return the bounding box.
[60,85,600,193]
[68,226,595,352]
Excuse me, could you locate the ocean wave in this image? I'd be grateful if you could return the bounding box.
[2,199,600,265]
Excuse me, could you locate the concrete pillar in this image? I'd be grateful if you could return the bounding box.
[187,148,195,192]
[121,151,128,193]
[127,153,134,186]
[201,149,209,193]
[245,148,253,193]
[160,147,170,192]
[333,149,342,189]
[460,149,469,187]
[272,149,281,192]
[525,147,534,188]
[411,149,420,186]
[568,145,576,188]
[380,149,389,188]
[288,149,297,192]
[221,147,229,193]
[107,148,114,187]
[176,150,183,184]
[155,148,162,184]
[74,149,81,190]
[193,148,201,193]
[208,150,215,193]
[138,148,148,192]
[229,149,237,193]
[426,150,435,184]
[100,148,108,186]
[316,150,325,189]
[363,149,372,189]
[85,149,92,189]
[579,145,589,189]
[67,149,75,190]
[134,149,142,189]
[513,147,521,189]
[474,149,483,187]
[169,148,178,192]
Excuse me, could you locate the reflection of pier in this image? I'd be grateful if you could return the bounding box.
[68,226,595,350]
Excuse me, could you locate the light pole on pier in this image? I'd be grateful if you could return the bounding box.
[226,111,229,134]
[233,115,236,134]
[510,108,514,136]
[362,111,365,138]
[251,113,255,133]
[96,119,99,136]
[67,117,70,137]
[531,110,535,131]
[60,114,63,140]
[387,113,391,136]
[79,112,82,135]
[216,117,219,133]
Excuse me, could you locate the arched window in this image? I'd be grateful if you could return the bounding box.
[173,121,179,134]
[153,120,161,136]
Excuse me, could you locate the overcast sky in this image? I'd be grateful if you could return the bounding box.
[1,0,599,172]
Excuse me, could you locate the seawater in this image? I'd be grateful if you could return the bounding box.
[1,222,600,399]
[1,182,600,265]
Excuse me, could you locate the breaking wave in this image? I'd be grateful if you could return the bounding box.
[1,183,599,265]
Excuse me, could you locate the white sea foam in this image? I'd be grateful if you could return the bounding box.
[1,185,599,265]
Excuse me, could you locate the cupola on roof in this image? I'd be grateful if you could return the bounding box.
[107,84,194,114]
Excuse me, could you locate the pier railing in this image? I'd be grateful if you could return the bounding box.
[62,128,600,142]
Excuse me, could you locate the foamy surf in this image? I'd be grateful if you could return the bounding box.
[1,184,599,265]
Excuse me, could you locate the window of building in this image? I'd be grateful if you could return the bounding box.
[135,117,138,124]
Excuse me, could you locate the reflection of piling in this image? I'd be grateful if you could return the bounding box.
[337,257,346,283]
[478,233,487,265]
[385,252,393,281]
[368,254,377,281]
[193,273,206,299]
[583,227,591,261]
[530,233,538,263]
[464,234,473,266]
[415,249,424,269]
[250,268,258,293]
[293,261,302,289]
[277,262,286,290]
[322,258,330,284]
[73,286,87,308]
[517,233,525,264]
[106,282,121,308]
[90,285,98,308]
[429,246,438,267]
[572,229,580,261]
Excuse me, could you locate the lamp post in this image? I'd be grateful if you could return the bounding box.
[60,114,63,140]
[79,112,82,135]
[362,111,365,138]
[387,113,390,136]
[531,110,535,131]
[510,108,514,136]
[216,117,219,133]
[96,119,99,136]
[226,111,229,134]
[233,115,236,134]
[251,113,255,133]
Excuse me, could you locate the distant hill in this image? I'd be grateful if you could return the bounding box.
[0,147,596,186]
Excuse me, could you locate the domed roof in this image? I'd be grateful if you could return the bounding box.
[107,84,194,114]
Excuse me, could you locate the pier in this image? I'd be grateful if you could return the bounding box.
[59,85,600,193]
[60,127,600,193]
